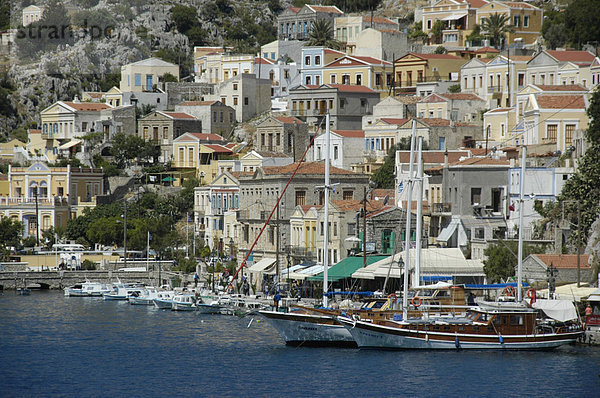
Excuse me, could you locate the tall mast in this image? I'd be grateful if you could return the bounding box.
[402,120,417,319]
[517,145,526,302]
[323,113,331,308]
[414,136,424,288]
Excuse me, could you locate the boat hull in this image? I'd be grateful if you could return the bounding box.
[129,297,154,305]
[340,318,582,350]
[172,302,197,311]
[153,299,173,309]
[259,310,356,347]
[196,304,222,314]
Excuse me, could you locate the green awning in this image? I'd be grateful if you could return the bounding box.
[307,256,389,282]
[162,176,176,181]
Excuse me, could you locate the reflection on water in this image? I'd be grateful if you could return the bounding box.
[1,291,598,397]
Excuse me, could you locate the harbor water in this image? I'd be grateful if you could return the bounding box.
[1,291,599,397]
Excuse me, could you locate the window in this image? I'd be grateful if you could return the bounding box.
[471,187,481,205]
[284,69,290,79]
[333,145,339,160]
[143,126,148,140]
[360,98,367,107]
[305,56,311,66]
[295,190,306,206]
[547,124,557,141]
[343,190,353,200]
[565,124,575,145]
[220,111,224,123]
[524,15,529,28]
[244,97,249,105]
[305,76,311,85]
[233,83,238,91]
[356,74,362,85]
[375,73,382,86]
[134,73,141,86]
[342,74,350,84]
[233,97,238,106]
[427,19,432,30]
[315,75,320,85]
[261,134,265,146]
[513,15,520,27]
[163,126,168,139]
[315,55,321,65]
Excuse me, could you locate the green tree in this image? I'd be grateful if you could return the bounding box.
[483,241,540,283]
[111,133,154,167]
[370,144,397,189]
[481,13,514,49]
[306,19,343,50]
[430,20,445,44]
[0,216,24,248]
[542,9,567,50]
[434,45,447,54]
[564,0,600,49]
[171,5,198,35]
[408,21,428,43]
[466,24,484,46]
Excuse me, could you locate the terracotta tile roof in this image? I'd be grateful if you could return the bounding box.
[463,0,489,8]
[254,57,274,65]
[479,58,494,63]
[397,150,470,164]
[288,6,301,13]
[375,28,402,34]
[449,157,509,167]
[163,112,196,120]
[331,129,364,138]
[63,102,111,111]
[362,16,397,25]
[188,132,225,141]
[380,118,409,125]
[394,96,421,104]
[400,53,464,61]
[536,94,586,109]
[440,93,485,101]
[324,49,345,55]
[262,161,357,176]
[29,129,41,134]
[535,84,587,92]
[306,5,343,14]
[300,204,322,213]
[178,101,218,106]
[398,200,429,213]
[332,199,383,212]
[349,55,391,65]
[419,93,448,103]
[231,171,253,179]
[547,50,596,65]
[329,84,376,93]
[473,46,499,54]
[467,147,494,156]
[533,254,590,269]
[509,55,532,62]
[274,116,304,124]
[204,144,233,153]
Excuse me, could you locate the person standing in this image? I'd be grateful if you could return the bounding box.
[274,292,281,311]
[193,273,199,287]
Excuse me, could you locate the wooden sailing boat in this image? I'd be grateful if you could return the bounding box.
[339,146,585,349]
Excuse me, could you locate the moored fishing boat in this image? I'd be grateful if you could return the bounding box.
[171,293,198,311]
[153,291,175,309]
[103,282,144,300]
[128,287,160,305]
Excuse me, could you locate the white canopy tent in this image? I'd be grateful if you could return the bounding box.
[247,258,277,276]
[351,248,484,280]
[287,264,324,280]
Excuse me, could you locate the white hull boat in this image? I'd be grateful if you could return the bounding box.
[259,310,356,347]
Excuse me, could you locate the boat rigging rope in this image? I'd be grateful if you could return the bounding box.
[226,119,324,291]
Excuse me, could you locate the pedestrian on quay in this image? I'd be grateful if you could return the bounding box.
[193,273,199,287]
[242,280,250,296]
[274,291,281,311]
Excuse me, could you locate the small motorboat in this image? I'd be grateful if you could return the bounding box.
[103,282,144,300]
[153,291,175,309]
[171,293,198,311]
[17,287,31,295]
[129,287,161,305]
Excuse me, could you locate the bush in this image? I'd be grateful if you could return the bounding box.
[82,259,96,270]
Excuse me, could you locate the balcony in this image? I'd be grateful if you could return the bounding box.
[0,196,70,207]
[432,202,451,215]
[488,86,503,93]
[473,205,504,219]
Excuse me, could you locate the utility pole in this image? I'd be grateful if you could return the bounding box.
[363,186,367,269]
[34,187,40,247]
[276,203,280,287]
[577,204,581,288]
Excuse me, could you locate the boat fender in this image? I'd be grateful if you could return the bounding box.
[504,285,515,297]
[411,296,422,308]
[425,333,429,342]
[455,336,460,349]
[498,334,503,344]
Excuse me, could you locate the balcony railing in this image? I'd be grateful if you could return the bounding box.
[0,196,70,206]
[432,202,451,214]
[488,86,503,93]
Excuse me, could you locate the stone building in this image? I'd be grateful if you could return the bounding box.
[174,101,235,136]
[254,116,309,161]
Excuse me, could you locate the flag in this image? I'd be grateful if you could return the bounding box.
[398,182,404,193]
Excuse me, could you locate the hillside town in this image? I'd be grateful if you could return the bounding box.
[0,0,599,307]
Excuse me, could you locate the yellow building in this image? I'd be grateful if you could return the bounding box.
[323,55,392,97]
[290,204,320,257]
[0,139,26,163]
[476,1,543,47]
[172,132,236,183]
[393,53,466,92]
[482,107,517,145]
[483,54,531,108]
[0,163,104,238]
[421,0,482,47]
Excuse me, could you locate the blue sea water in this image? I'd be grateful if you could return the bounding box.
[1,290,599,397]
